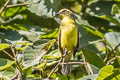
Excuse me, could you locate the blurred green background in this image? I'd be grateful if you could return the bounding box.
[0,0,120,80]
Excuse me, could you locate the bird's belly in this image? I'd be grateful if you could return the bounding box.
[61,27,78,51]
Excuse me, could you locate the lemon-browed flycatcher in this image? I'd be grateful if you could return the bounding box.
[56,9,79,75]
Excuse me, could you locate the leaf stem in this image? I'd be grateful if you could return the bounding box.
[7,3,29,8]
[2,50,15,60]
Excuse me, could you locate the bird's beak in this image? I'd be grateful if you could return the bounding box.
[53,12,60,17]
[55,12,60,16]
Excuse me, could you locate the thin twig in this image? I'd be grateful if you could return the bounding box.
[1,70,7,80]
[47,49,69,79]
[7,3,29,8]
[2,50,15,60]
[107,56,120,65]
[60,62,85,65]
[86,62,93,75]
[82,50,93,75]
[104,42,109,62]
[113,72,119,80]
[16,61,24,77]
[47,57,63,79]
[0,0,10,15]
[104,37,114,51]
[11,47,25,79]
[104,43,120,62]
[104,36,120,62]
[11,46,16,58]
[11,73,18,80]
[111,43,120,53]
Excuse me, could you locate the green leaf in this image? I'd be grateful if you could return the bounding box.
[88,0,98,5]
[43,51,61,59]
[111,4,120,15]
[3,7,20,18]
[105,32,120,51]
[0,43,10,50]
[23,39,56,67]
[56,74,68,80]
[83,49,105,68]
[0,58,7,66]
[23,67,32,75]
[15,41,33,50]
[100,15,120,26]
[103,68,120,80]
[97,65,114,80]
[80,74,98,80]
[78,25,102,48]
[19,30,41,42]
[1,30,22,44]
[27,0,62,18]
[40,28,59,39]
[0,70,15,79]
[23,46,44,67]
[0,61,15,71]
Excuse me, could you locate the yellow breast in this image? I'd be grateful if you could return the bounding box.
[60,17,78,52]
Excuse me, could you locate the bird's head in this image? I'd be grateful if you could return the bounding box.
[55,9,73,19]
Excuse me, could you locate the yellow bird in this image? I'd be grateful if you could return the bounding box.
[56,9,79,75]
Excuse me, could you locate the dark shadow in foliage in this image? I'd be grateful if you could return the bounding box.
[78,25,100,48]
[27,11,59,29]
[89,1,115,16]
[0,29,22,43]
[84,14,120,33]
[0,48,15,60]
[85,15,109,31]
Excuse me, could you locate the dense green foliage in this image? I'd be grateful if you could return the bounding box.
[0,0,120,80]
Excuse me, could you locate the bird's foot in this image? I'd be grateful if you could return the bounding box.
[63,48,68,57]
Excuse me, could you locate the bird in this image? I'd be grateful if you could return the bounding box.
[56,9,79,75]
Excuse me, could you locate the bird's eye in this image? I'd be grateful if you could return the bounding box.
[60,10,68,14]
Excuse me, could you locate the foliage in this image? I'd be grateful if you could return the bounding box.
[0,0,120,80]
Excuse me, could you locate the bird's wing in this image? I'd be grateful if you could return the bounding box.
[77,28,79,49]
[58,27,64,55]
[73,28,79,56]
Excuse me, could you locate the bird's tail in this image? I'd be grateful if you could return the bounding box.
[61,61,70,75]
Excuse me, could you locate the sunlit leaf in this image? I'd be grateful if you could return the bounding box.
[27,0,62,18]
[0,44,10,50]
[40,28,58,39]
[3,7,20,18]
[0,61,15,71]
[112,4,120,15]
[97,65,114,80]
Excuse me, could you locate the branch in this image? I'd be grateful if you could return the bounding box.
[82,50,93,75]
[7,3,29,8]
[2,50,15,60]
[104,43,120,62]
[111,43,120,53]
[107,56,120,65]
[0,0,10,15]
[47,51,68,79]
[47,57,63,79]
[60,62,85,65]
[11,73,18,80]
[104,36,120,62]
